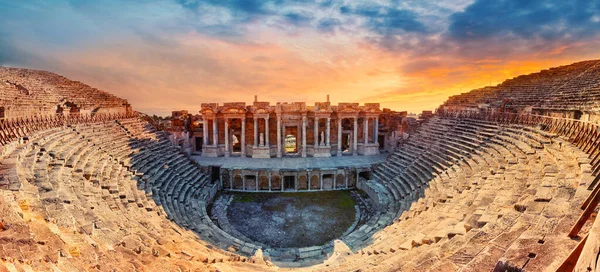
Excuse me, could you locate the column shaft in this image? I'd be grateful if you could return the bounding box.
[302,116,307,157]
[326,117,331,146]
[277,116,282,157]
[202,118,208,146]
[314,117,318,148]
[254,118,258,146]
[265,117,269,147]
[241,118,246,156]
[224,118,229,157]
[353,117,358,156]
[319,173,323,190]
[337,118,342,156]
[364,118,368,145]
[213,118,218,146]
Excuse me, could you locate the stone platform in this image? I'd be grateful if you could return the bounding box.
[191,153,388,170]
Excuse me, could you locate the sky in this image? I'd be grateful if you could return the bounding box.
[1,0,600,116]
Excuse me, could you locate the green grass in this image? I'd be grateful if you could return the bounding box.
[233,194,256,203]
[230,190,356,208]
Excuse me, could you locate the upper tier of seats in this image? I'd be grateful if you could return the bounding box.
[314,115,595,271]
[0,67,129,116]
[442,60,600,111]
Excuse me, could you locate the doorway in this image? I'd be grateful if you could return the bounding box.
[378,135,385,150]
[284,126,298,154]
[284,176,295,190]
[232,134,241,153]
[195,137,203,152]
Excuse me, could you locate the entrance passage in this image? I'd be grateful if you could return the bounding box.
[284,126,298,154]
[232,134,241,153]
[284,175,295,190]
[342,132,351,153]
[195,137,203,152]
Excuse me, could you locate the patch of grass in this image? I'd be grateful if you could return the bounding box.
[234,194,257,203]
[336,193,356,209]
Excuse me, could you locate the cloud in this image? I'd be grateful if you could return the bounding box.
[449,0,600,41]
[283,11,315,26]
[316,18,341,32]
[445,0,600,59]
[340,3,428,35]
[1,0,600,116]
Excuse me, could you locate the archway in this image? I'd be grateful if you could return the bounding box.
[284,126,298,154]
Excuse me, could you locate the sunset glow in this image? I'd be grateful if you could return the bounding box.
[1,0,599,115]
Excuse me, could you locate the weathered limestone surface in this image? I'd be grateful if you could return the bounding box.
[2,60,600,271]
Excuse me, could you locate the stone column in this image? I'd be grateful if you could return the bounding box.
[302,116,307,158]
[374,117,379,145]
[224,118,229,157]
[212,118,218,146]
[277,115,282,157]
[337,118,342,156]
[364,117,368,145]
[219,172,223,189]
[326,117,331,146]
[346,172,349,189]
[242,175,246,191]
[265,117,269,147]
[307,170,311,191]
[202,118,208,146]
[319,173,323,191]
[314,117,318,148]
[256,174,259,192]
[353,117,358,156]
[253,118,258,146]
[241,118,246,156]
[333,173,336,189]
[268,172,272,191]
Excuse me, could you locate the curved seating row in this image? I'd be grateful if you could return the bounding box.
[309,116,593,271]
[0,118,267,271]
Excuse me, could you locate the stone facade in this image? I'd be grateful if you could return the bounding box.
[194,96,386,158]
[219,167,368,192]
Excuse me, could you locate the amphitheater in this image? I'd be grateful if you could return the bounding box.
[1,60,600,272]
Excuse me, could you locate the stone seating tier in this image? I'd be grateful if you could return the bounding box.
[1,111,598,270]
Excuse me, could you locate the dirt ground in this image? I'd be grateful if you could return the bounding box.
[226,191,357,248]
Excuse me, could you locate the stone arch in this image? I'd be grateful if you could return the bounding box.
[271,175,281,190]
[0,106,4,119]
[259,175,269,190]
[233,175,243,190]
[310,175,320,190]
[323,174,334,190]
[298,175,308,190]
[336,174,345,189]
[245,175,257,190]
